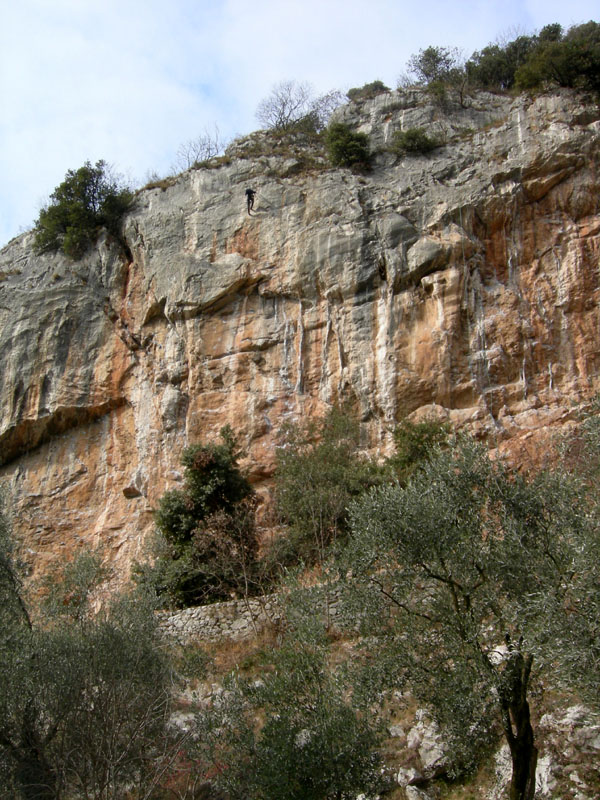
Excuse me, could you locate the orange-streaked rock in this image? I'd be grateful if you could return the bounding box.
[1,88,600,582]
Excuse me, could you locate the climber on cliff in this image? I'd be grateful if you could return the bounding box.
[245,187,256,215]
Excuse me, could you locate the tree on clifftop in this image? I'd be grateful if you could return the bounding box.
[256,80,343,133]
[33,160,133,259]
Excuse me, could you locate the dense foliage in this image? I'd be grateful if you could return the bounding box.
[33,160,133,259]
[193,608,384,800]
[0,506,174,800]
[3,399,600,799]
[342,435,600,799]
[405,21,600,96]
[513,21,600,92]
[324,122,370,168]
[135,426,266,607]
[389,127,443,156]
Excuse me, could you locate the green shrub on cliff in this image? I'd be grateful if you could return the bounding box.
[347,80,390,101]
[389,126,443,155]
[324,123,370,169]
[33,160,133,259]
[135,426,268,607]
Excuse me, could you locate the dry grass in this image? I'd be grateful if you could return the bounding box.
[205,624,283,677]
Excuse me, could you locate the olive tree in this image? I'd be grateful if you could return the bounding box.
[193,607,383,800]
[0,495,176,799]
[342,436,598,800]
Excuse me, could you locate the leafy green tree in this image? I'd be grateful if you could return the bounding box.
[33,160,133,259]
[0,497,175,799]
[465,22,600,93]
[136,426,264,607]
[404,45,469,106]
[342,436,598,800]
[324,123,370,169]
[407,46,463,84]
[194,610,383,800]
[269,408,381,571]
[467,34,537,90]
[515,21,600,92]
[387,416,450,483]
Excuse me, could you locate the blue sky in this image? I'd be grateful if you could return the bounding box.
[2,0,598,248]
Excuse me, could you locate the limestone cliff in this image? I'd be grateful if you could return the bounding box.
[1,88,599,578]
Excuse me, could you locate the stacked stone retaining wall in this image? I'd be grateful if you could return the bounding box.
[159,587,344,643]
[159,594,283,642]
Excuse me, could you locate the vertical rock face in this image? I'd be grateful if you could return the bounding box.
[1,88,599,578]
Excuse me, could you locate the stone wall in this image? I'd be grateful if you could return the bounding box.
[159,594,283,642]
[159,587,344,643]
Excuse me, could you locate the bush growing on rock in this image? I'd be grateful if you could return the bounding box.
[324,122,371,168]
[347,80,390,101]
[135,426,269,607]
[33,160,133,259]
[389,126,443,155]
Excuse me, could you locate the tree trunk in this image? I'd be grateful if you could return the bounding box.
[499,649,538,800]
[15,706,58,800]
[15,749,57,800]
[507,698,537,800]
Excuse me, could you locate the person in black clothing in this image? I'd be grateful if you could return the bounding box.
[245,187,256,214]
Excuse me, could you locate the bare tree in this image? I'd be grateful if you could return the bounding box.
[256,80,313,130]
[173,125,226,172]
[309,88,345,129]
[256,80,343,132]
